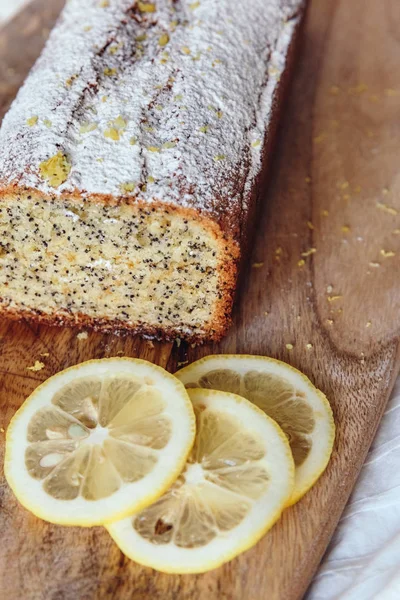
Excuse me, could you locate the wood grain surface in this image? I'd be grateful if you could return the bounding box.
[1,1,400,599]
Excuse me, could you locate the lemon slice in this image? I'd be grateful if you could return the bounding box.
[175,355,334,504]
[107,388,294,573]
[5,358,195,526]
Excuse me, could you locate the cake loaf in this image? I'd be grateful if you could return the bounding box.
[0,0,305,342]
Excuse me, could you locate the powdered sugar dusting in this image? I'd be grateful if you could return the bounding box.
[0,0,303,222]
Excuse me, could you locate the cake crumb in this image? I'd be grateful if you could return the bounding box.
[341,225,350,233]
[27,116,38,127]
[366,321,372,328]
[301,248,317,257]
[380,249,395,258]
[326,285,333,293]
[321,210,329,217]
[40,352,50,357]
[27,361,45,372]
[138,2,156,13]
[39,152,71,187]
[306,221,314,230]
[330,85,340,95]
[337,181,349,190]
[79,122,97,134]
[175,338,181,348]
[369,262,380,268]
[297,259,305,267]
[326,319,334,326]
[264,311,269,316]
[0,428,4,433]
[252,262,264,268]
[313,132,326,144]
[385,88,400,97]
[177,360,189,367]
[348,83,368,95]
[158,33,170,47]
[376,202,398,216]
[285,343,294,351]
[305,176,312,183]
[77,331,88,340]
[327,295,342,302]
[305,343,313,350]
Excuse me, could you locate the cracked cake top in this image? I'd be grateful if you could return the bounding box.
[0,0,303,224]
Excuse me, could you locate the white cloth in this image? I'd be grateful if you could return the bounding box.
[307,377,400,600]
[0,2,399,598]
[0,0,29,24]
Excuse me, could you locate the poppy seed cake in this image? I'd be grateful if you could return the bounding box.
[0,0,305,342]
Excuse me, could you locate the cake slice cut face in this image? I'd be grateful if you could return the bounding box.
[0,193,237,340]
[0,0,305,341]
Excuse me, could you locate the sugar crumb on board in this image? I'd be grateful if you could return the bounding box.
[27,360,45,372]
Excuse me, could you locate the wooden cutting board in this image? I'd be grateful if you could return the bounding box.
[1,1,399,598]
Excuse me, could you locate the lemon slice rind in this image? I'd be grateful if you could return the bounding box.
[107,388,294,574]
[5,358,195,527]
[176,355,335,505]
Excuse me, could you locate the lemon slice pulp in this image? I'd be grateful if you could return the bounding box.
[108,388,294,573]
[5,358,195,526]
[176,355,335,504]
